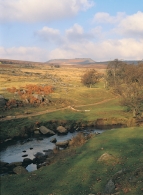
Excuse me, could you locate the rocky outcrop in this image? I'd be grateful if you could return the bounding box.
[56,126,67,134]
[39,126,55,136]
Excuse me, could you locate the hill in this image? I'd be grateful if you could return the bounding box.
[46,58,96,65]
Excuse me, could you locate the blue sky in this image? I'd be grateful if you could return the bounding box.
[0,0,143,62]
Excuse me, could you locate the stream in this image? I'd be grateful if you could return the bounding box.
[0,129,104,172]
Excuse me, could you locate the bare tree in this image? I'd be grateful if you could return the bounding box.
[106,60,143,117]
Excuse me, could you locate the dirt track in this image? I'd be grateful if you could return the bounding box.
[0,98,115,122]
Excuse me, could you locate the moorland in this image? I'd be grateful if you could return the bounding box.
[0,58,143,195]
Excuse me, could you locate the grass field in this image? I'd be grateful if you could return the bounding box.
[1,126,143,195]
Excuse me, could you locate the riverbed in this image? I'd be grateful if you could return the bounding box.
[0,129,104,172]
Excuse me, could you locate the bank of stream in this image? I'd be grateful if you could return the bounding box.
[0,129,104,173]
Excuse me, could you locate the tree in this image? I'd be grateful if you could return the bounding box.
[106,60,143,117]
[81,69,101,88]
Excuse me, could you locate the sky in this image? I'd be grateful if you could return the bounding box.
[0,0,143,62]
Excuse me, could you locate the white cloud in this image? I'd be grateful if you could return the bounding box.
[92,12,125,24]
[65,24,102,42]
[1,38,143,62]
[0,0,94,23]
[116,11,143,38]
[36,24,102,46]
[48,38,143,61]
[35,27,64,44]
[0,47,48,62]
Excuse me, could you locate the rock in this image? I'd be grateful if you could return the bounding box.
[104,179,115,194]
[97,153,117,163]
[34,130,40,135]
[0,95,6,107]
[6,162,23,168]
[50,137,57,143]
[32,94,44,102]
[0,166,9,174]
[39,126,55,136]
[23,158,33,166]
[0,161,9,174]
[22,154,28,157]
[43,149,54,158]
[37,137,43,140]
[0,161,9,167]
[56,126,67,134]
[6,162,23,172]
[34,152,44,158]
[112,169,128,181]
[56,140,69,149]
[13,166,28,174]
[33,152,47,164]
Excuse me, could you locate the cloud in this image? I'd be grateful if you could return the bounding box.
[65,24,102,41]
[36,24,102,46]
[116,11,143,38]
[92,12,125,24]
[1,38,143,62]
[0,0,94,23]
[35,27,64,44]
[48,38,143,61]
[0,47,48,62]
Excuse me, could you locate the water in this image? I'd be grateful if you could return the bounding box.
[0,129,104,172]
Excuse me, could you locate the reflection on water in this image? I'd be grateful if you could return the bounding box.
[0,129,104,172]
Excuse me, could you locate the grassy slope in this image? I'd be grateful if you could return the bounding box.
[0,98,132,140]
[1,127,143,195]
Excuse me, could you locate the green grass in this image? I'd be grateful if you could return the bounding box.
[1,127,143,195]
[0,98,132,140]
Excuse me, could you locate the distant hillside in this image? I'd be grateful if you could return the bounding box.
[0,59,42,65]
[46,58,96,65]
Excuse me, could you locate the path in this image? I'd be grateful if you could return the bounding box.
[0,98,115,121]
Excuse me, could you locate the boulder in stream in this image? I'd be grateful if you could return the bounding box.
[56,126,67,134]
[56,140,69,149]
[39,126,55,136]
[50,137,57,143]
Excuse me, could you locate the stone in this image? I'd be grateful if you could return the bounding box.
[34,130,40,135]
[33,152,47,164]
[0,95,6,107]
[22,154,28,157]
[50,137,57,143]
[43,149,54,158]
[97,153,117,163]
[13,166,28,174]
[23,158,33,166]
[39,126,55,136]
[32,94,44,102]
[0,161,9,167]
[56,140,69,149]
[7,162,23,168]
[56,126,67,134]
[104,179,115,194]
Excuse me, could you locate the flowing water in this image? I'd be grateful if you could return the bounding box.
[0,129,104,172]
